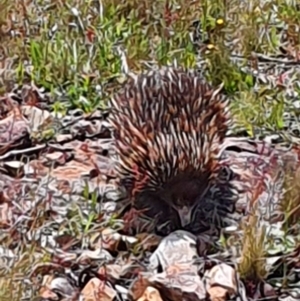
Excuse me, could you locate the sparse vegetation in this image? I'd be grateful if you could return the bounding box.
[0,0,300,300]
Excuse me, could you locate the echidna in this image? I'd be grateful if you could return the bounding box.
[109,67,231,229]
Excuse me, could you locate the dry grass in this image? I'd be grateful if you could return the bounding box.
[238,207,268,282]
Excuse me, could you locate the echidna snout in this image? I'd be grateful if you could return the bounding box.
[173,204,195,227]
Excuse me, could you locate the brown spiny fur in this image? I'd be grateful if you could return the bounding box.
[109,67,231,224]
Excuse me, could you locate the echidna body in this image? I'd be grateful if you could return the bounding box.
[109,67,231,227]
